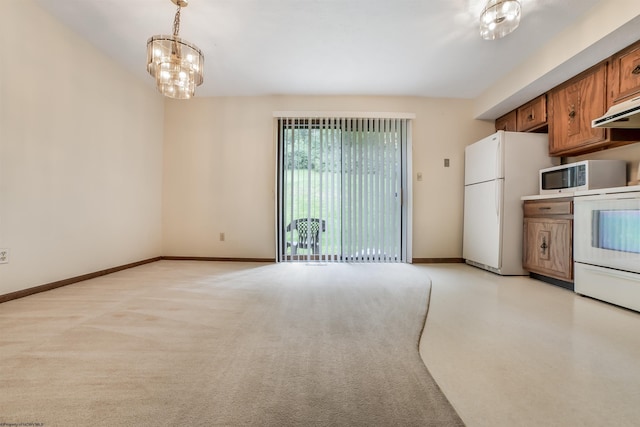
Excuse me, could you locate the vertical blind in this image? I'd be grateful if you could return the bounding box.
[277,116,408,263]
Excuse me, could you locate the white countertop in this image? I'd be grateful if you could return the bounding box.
[521,192,574,201]
[522,184,640,201]
[574,184,640,197]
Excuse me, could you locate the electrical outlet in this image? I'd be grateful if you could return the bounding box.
[0,248,9,264]
[220,232,225,242]
[444,158,450,167]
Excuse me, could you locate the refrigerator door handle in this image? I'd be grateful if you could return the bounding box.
[495,182,501,222]
[495,140,501,179]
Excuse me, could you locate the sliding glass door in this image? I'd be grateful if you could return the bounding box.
[276,117,410,263]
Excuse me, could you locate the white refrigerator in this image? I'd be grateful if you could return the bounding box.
[463,131,551,275]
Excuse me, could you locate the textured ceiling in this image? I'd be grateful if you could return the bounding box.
[35,0,605,100]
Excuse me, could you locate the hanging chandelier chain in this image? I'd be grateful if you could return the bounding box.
[172,5,181,37]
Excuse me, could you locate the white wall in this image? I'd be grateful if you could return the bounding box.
[162,96,493,259]
[0,1,164,295]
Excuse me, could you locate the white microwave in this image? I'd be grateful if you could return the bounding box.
[539,160,626,195]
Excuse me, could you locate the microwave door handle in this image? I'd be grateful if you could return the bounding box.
[569,167,574,187]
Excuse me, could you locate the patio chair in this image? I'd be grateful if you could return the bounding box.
[285,218,326,255]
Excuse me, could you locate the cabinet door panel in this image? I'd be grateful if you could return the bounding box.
[517,95,547,132]
[495,110,517,132]
[608,40,640,105]
[548,64,607,155]
[523,218,573,281]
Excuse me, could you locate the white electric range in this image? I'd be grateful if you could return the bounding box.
[573,185,640,312]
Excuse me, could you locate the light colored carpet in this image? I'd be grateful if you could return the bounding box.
[0,261,463,426]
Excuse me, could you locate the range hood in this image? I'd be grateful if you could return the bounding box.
[592,96,640,128]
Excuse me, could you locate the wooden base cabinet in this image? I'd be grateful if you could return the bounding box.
[523,199,573,282]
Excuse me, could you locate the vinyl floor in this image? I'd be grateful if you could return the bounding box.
[418,263,640,427]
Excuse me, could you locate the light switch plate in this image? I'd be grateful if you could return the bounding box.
[0,248,9,264]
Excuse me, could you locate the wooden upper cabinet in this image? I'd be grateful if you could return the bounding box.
[495,41,640,157]
[548,63,608,155]
[607,39,640,106]
[517,95,547,132]
[495,110,517,132]
[495,97,547,133]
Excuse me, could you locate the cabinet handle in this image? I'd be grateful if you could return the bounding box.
[527,113,534,121]
[538,207,552,210]
[633,65,640,75]
[568,109,576,119]
[540,237,548,255]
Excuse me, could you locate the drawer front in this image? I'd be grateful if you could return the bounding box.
[517,95,547,132]
[575,263,640,312]
[524,200,572,216]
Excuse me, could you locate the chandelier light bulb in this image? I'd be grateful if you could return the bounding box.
[146,0,204,99]
[479,0,522,40]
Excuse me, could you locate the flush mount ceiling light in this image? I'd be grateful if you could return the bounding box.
[479,0,522,40]
[146,0,204,99]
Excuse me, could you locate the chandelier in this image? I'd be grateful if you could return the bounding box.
[479,0,522,40]
[146,0,204,99]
